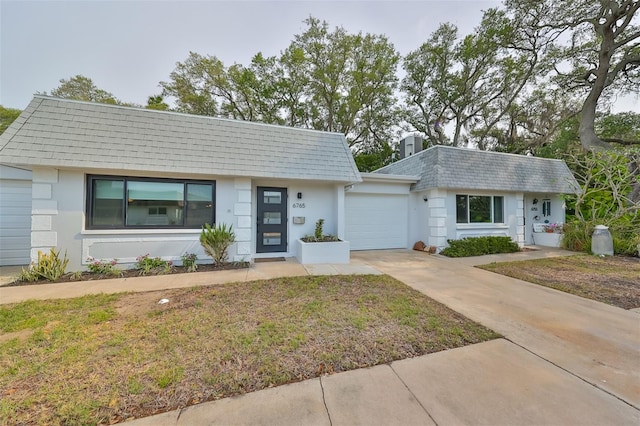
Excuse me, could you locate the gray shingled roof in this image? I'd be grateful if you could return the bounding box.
[375,145,578,194]
[0,96,361,183]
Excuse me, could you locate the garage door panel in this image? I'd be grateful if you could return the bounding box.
[345,193,408,250]
[0,180,32,266]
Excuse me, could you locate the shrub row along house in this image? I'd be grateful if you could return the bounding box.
[0,96,578,268]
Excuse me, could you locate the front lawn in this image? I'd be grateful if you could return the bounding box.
[0,274,499,425]
[478,255,640,309]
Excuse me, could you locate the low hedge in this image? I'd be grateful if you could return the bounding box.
[440,236,520,258]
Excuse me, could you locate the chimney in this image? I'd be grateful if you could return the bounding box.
[399,135,423,159]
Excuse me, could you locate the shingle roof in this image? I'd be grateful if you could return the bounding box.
[0,96,361,183]
[375,145,578,194]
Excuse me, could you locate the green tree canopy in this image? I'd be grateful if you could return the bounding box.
[145,95,170,111]
[504,0,640,151]
[0,106,21,135]
[48,75,120,104]
[401,8,550,149]
[161,17,400,150]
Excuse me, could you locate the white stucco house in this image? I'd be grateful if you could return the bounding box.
[356,141,578,251]
[0,96,361,269]
[0,96,578,269]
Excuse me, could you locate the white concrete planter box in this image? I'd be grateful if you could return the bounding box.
[295,239,350,264]
[533,232,563,248]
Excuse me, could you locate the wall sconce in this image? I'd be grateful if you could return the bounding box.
[423,195,428,202]
[297,192,302,199]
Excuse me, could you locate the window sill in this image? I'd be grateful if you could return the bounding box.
[456,223,509,229]
[82,229,202,235]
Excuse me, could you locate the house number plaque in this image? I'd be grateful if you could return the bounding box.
[292,203,306,208]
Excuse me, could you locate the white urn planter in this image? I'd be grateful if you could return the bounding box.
[295,239,350,264]
[532,232,563,248]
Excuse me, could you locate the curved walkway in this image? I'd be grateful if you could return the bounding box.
[1,248,639,425]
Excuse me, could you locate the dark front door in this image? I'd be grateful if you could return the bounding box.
[257,187,287,253]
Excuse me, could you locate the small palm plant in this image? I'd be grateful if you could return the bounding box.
[200,223,236,264]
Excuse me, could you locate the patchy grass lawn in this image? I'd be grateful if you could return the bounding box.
[478,255,640,309]
[0,274,498,425]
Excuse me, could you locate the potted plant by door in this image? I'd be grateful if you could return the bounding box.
[295,219,350,264]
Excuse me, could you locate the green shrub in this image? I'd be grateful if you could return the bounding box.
[301,218,340,242]
[14,267,39,283]
[181,252,198,272]
[86,257,122,277]
[563,149,639,257]
[135,254,174,275]
[562,221,595,253]
[15,248,70,282]
[200,223,236,264]
[563,218,639,256]
[440,236,520,258]
[314,219,324,240]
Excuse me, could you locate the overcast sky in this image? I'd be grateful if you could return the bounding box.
[0,0,504,109]
[1,0,638,112]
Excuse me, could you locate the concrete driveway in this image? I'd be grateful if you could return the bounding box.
[352,249,640,411]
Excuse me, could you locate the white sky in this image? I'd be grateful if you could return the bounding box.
[1,0,638,112]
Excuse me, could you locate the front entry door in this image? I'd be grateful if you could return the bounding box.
[257,187,287,253]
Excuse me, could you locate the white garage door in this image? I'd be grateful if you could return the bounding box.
[345,193,409,250]
[0,179,32,266]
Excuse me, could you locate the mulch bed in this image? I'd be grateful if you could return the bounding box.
[4,262,250,287]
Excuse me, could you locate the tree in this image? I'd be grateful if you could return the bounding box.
[402,7,549,149]
[563,149,639,255]
[487,86,582,154]
[0,106,21,135]
[160,53,220,116]
[504,0,640,151]
[160,17,400,153]
[596,111,640,144]
[353,142,394,172]
[49,75,119,104]
[145,95,169,111]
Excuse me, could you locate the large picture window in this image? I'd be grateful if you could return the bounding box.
[456,195,504,224]
[87,176,215,229]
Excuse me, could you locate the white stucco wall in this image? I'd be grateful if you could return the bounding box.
[39,169,239,270]
[408,191,427,247]
[34,169,345,269]
[524,193,566,244]
[409,188,569,251]
[445,190,518,244]
[30,168,61,263]
[398,189,525,252]
[253,180,339,258]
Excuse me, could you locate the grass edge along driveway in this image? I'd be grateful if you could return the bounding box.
[478,254,640,310]
[0,274,499,425]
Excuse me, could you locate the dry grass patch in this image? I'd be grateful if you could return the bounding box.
[0,274,498,425]
[478,255,640,309]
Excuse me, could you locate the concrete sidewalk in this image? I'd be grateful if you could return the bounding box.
[133,339,637,426]
[0,258,380,305]
[2,247,639,425]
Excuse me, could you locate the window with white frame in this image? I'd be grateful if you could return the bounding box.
[86,176,215,229]
[456,195,504,224]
